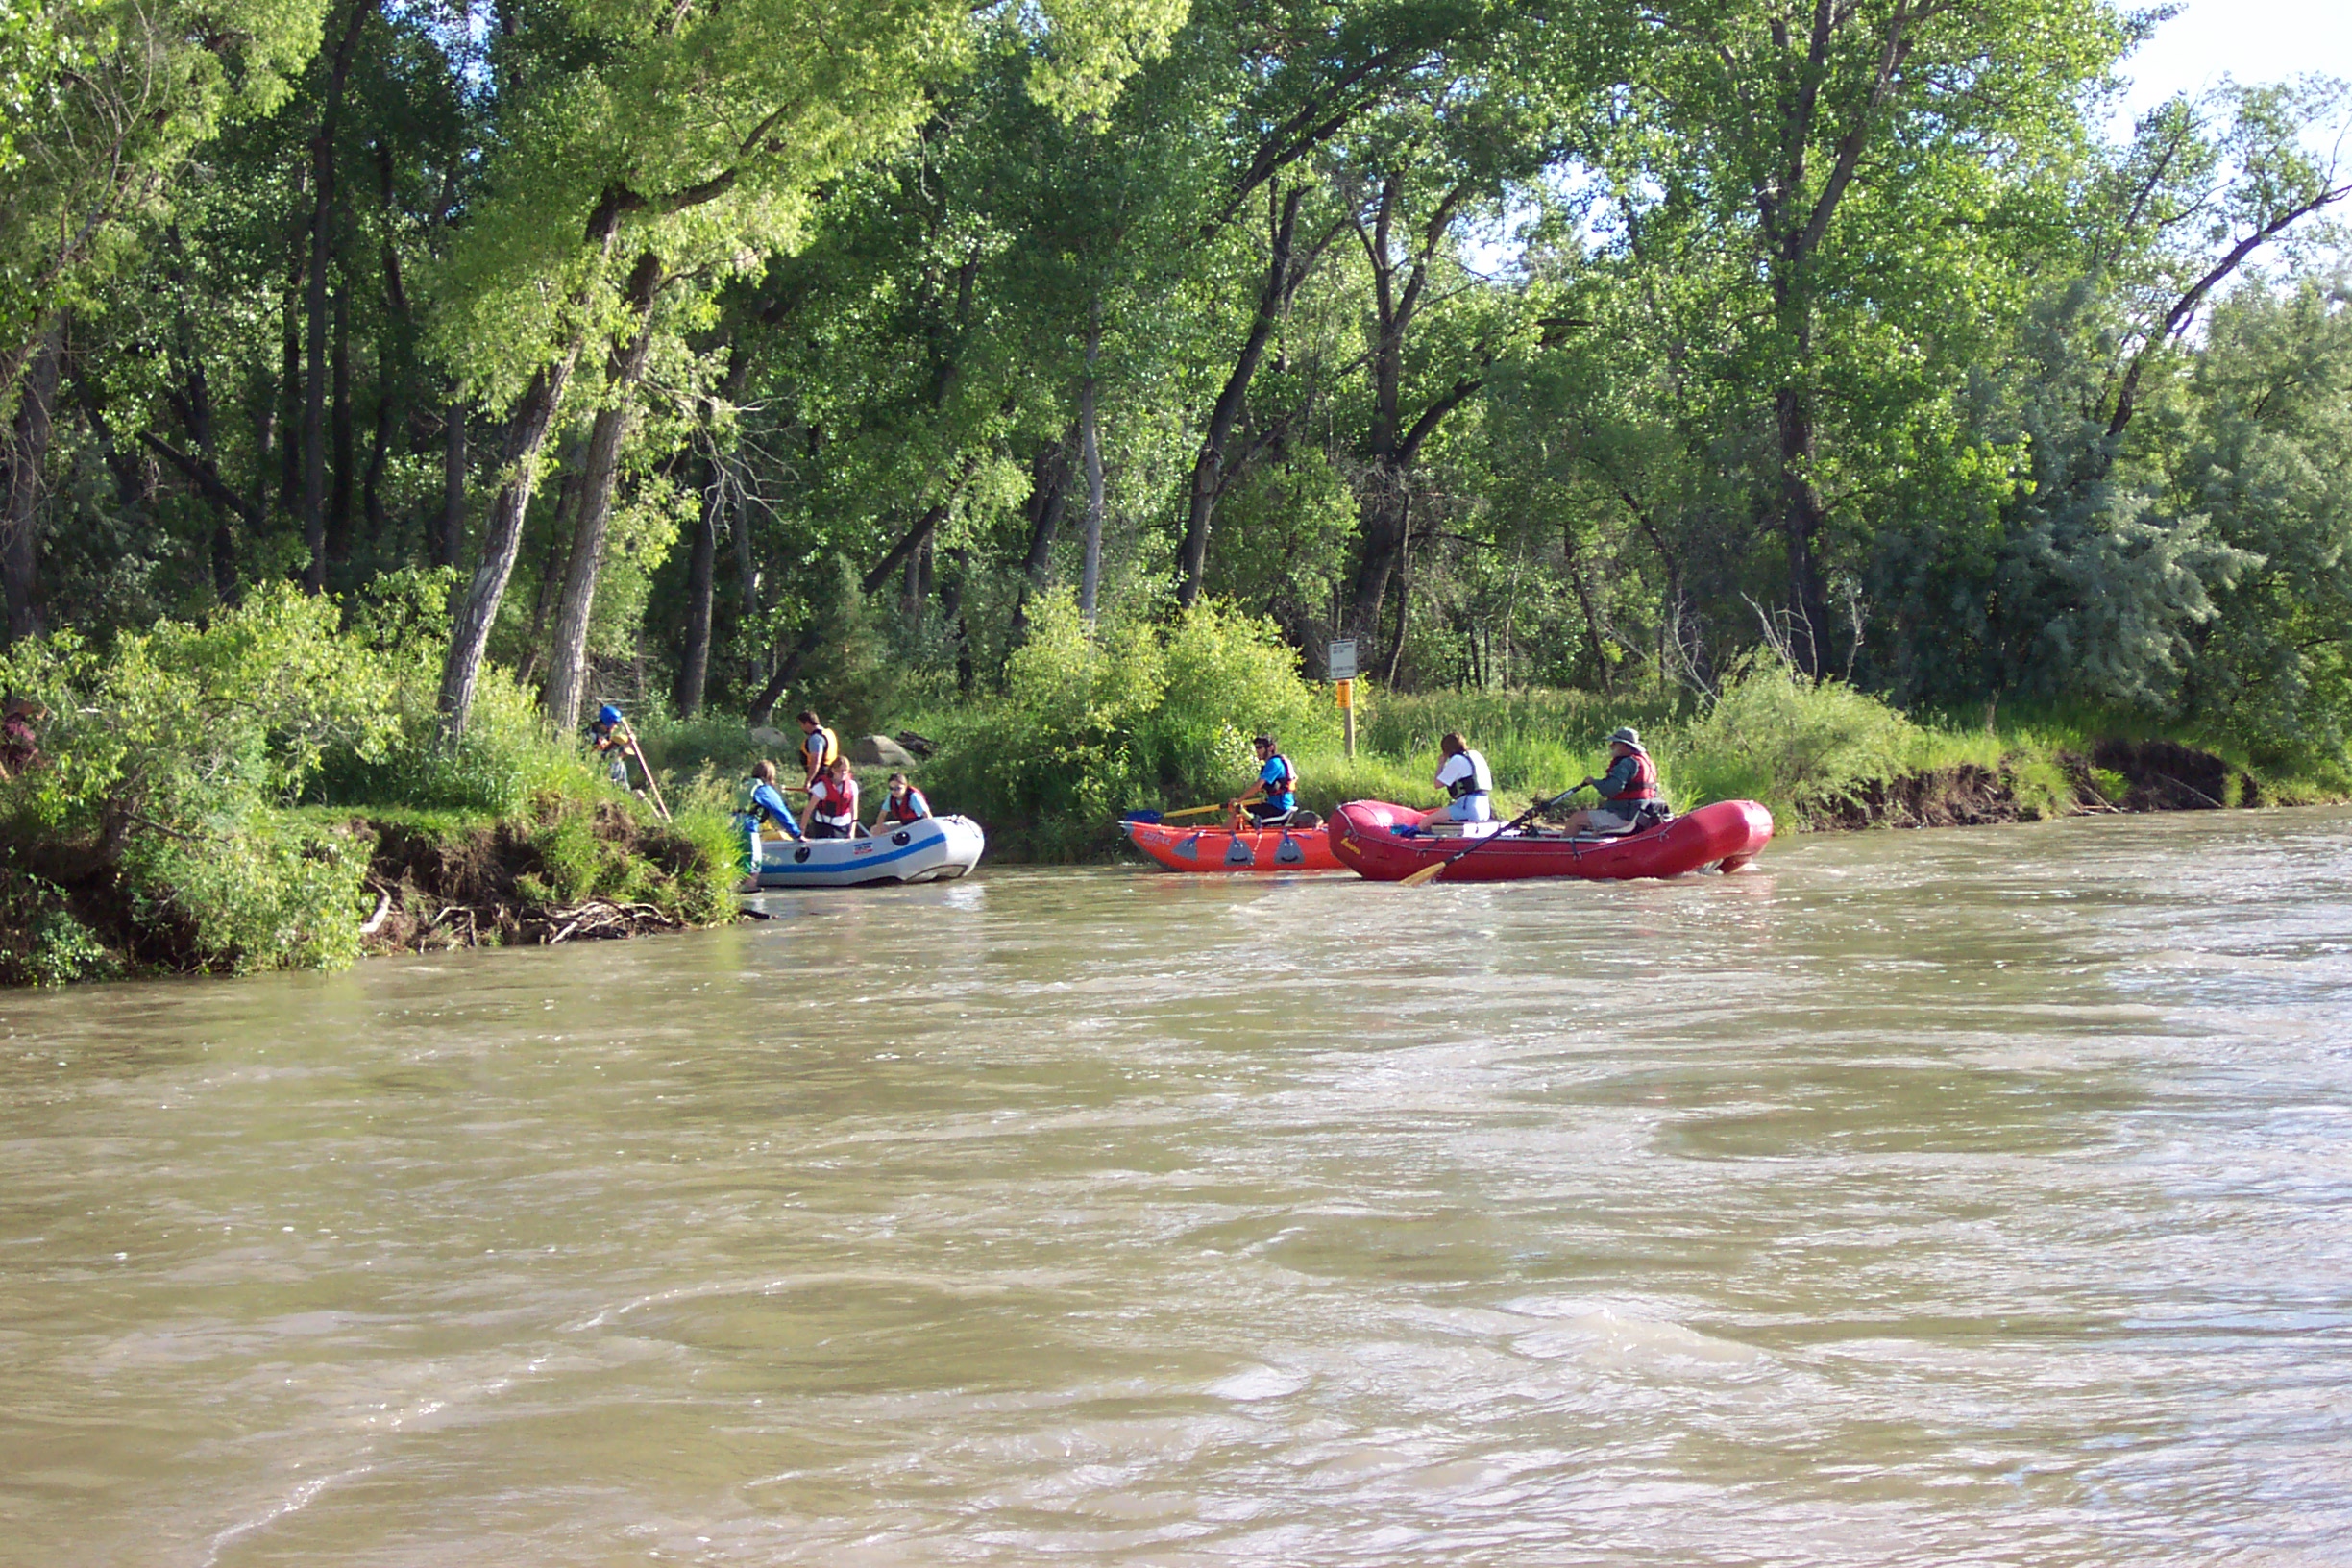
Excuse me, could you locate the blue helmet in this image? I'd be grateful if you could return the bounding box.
[596,703,623,727]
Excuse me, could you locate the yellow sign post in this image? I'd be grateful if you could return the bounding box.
[1335,678,1355,759]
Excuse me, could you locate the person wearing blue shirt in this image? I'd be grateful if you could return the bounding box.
[872,772,932,829]
[1228,734,1299,830]
[745,759,802,840]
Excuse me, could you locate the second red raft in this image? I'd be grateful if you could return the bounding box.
[1122,819,1346,871]
[1327,798,1773,882]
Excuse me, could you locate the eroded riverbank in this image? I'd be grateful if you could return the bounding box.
[5,808,2351,1564]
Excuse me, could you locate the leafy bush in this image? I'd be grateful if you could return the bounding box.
[1675,653,1928,818]
[0,585,394,975]
[915,593,1334,856]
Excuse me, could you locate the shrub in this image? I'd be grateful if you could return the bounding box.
[0,586,396,976]
[1675,653,1926,818]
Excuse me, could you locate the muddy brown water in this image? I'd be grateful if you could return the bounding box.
[5,809,2351,1566]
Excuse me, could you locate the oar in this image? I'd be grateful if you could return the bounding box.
[614,719,674,822]
[1398,783,1586,887]
[1120,803,1227,824]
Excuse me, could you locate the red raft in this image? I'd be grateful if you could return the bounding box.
[1123,819,1346,872]
[1327,798,1773,883]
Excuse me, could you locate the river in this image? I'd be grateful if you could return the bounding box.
[5,809,2350,1566]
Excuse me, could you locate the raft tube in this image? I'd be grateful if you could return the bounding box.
[746,814,986,888]
[1122,819,1346,872]
[1327,798,1773,883]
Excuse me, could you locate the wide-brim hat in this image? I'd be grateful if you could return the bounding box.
[1607,726,1646,752]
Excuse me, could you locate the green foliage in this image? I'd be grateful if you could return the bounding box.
[1675,654,1928,819]
[916,592,1331,855]
[0,585,394,974]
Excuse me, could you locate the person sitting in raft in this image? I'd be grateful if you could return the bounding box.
[1554,726,1666,836]
[745,759,803,841]
[796,708,841,789]
[1417,731,1495,827]
[872,772,932,830]
[801,753,862,839]
[588,702,637,788]
[1227,734,1299,831]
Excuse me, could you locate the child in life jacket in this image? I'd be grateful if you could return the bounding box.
[800,754,862,839]
[872,772,931,829]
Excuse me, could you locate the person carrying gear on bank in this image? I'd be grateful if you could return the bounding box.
[800,754,862,840]
[1555,726,1670,836]
[872,772,931,830]
[1417,731,1493,827]
[1228,734,1299,831]
[796,709,841,789]
[589,703,638,789]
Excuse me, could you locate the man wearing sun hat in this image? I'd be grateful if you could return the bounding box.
[1553,725,1668,836]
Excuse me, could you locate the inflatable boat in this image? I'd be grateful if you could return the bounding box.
[1327,799,1773,883]
[744,814,986,889]
[1122,817,1345,871]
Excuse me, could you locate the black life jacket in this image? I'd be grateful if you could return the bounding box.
[1266,754,1297,804]
[1445,748,1494,799]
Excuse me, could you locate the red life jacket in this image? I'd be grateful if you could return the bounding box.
[880,787,930,824]
[1610,751,1659,802]
[810,775,859,828]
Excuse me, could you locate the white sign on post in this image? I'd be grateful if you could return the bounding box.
[1327,639,1358,681]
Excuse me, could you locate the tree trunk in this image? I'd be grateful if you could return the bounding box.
[299,0,371,593]
[1078,305,1104,623]
[436,398,467,567]
[435,352,581,739]
[1775,381,1831,676]
[327,283,355,572]
[519,463,581,688]
[674,456,719,717]
[1562,524,1612,696]
[541,249,665,734]
[1010,431,1072,636]
[732,463,761,688]
[1180,184,1308,606]
[1,319,61,643]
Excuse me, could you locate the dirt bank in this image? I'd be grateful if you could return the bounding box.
[359,803,728,955]
[1799,739,2262,831]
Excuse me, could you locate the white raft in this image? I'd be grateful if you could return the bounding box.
[744,814,986,889]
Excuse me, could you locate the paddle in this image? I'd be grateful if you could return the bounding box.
[1120,803,1227,824]
[1398,783,1588,886]
[614,719,674,822]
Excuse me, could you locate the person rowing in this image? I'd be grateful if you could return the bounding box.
[1416,730,1493,827]
[1227,734,1299,831]
[873,772,932,829]
[1553,726,1667,835]
[800,753,863,840]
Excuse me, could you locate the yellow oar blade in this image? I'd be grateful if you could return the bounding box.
[1399,860,1447,887]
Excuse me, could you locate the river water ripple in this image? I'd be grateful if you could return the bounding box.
[5,809,2351,1566]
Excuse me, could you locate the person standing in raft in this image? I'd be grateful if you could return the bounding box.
[1554,726,1666,835]
[796,709,841,789]
[1418,731,1493,827]
[871,772,931,830]
[800,753,862,839]
[745,760,803,841]
[1227,735,1298,831]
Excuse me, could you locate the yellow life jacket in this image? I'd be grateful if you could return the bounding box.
[802,725,840,776]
